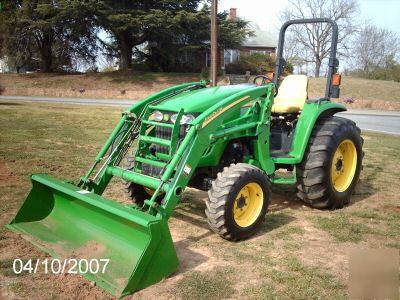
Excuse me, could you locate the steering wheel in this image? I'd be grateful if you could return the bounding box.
[253,75,278,96]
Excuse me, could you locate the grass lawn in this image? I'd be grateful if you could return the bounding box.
[1,72,400,103]
[0,102,399,299]
[308,76,400,102]
[0,71,199,91]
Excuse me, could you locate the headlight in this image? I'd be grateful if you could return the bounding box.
[171,114,195,125]
[150,110,163,122]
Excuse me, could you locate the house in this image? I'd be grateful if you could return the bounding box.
[0,58,8,73]
[223,8,277,67]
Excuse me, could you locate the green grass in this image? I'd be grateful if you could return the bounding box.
[172,267,235,300]
[0,102,399,299]
[246,256,346,299]
[308,76,400,101]
[312,213,371,243]
[313,209,400,243]
[0,259,26,278]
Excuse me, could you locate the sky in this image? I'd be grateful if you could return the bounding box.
[218,0,400,35]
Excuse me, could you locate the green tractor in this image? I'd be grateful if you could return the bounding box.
[8,19,362,297]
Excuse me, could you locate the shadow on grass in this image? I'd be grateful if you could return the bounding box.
[172,210,209,231]
[270,184,304,212]
[350,171,379,206]
[174,231,214,274]
[174,187,299,240]
[252,212,296,240]
[270,175,377,209]
[0,102,23,106]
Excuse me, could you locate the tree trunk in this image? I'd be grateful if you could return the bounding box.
[40,47,52,73]
[37,31,53,73]
[314,56,321,78]
[119,31,133,70]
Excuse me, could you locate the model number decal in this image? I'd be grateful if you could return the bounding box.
[183,164,192,176]
[201,96,250,128]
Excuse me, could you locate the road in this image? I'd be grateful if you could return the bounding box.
[1,96,399,135]
[338,110,400,136]
[0,95,139,107]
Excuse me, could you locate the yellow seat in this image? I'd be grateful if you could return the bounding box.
[272,75,308,113]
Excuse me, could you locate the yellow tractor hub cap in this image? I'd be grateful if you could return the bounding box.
[331,139,357,192]
[144,187,156,195]
[143,187,165,196]
[233,182,263,227]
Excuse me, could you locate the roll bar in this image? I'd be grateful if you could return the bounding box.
[274,18,339,99]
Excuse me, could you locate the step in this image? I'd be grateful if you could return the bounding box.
[139,135,171,147]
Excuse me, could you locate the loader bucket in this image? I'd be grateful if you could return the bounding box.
[7,174,179,298]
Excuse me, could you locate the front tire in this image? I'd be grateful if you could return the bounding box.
[122,154,162,206]
[297,116,363,209]
[206,163,270,241]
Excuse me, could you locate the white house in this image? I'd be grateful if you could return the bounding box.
[0,58,8,73]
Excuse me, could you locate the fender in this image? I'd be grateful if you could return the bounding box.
[273,100,346,165]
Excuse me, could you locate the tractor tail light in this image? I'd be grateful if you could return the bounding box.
[332,74,341,86]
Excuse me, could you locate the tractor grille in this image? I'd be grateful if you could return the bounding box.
[155,124,187,153]
[141,124,188,177]
[155,126,172,154]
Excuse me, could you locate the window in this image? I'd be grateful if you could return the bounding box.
[224,49,240,65]
[249,50,272,55]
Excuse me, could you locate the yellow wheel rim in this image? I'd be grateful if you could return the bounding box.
[143,187,164,196]
[233,182,264,228]
[144,187,156,195]
[331,139,357,192]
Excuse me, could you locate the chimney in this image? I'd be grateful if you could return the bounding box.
[229,8,237,21]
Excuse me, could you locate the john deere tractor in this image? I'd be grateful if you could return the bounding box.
[8,19,362,297]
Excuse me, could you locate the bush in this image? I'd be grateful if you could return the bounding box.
[226,53,293,75]
[349,56,400,82]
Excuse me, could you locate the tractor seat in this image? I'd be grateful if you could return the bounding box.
[272,75,308,113]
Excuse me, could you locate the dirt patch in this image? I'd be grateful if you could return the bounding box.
[0,231,114,299]
[295,217,350,281]
[51,273,114,300]
[0,160,17,187]
[381,204,400,213]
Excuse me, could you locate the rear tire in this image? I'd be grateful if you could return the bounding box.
[206,163,270,241]
[297,116,363,209]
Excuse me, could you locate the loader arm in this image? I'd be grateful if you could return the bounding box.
[85,82,275,219]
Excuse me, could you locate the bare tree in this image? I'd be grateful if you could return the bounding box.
[351,23,399,75]
[281,0,359,77]
[283,31,308,74]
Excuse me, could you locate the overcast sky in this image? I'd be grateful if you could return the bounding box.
[218,0,400,35]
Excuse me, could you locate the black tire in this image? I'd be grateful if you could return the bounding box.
[205,163,270,241]
[122,155,162,206]
[297,116,363,209]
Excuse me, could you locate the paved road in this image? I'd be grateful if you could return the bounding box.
[338,110,400,136]
[1,95,399,135]
[0,95,138,107]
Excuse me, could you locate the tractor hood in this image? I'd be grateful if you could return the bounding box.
[154,84,257,113]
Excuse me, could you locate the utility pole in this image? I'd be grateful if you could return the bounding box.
[210,0,218,86]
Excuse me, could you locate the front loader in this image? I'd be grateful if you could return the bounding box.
[7,18,363,297]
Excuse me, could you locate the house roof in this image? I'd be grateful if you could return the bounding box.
[243,21,278,48]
